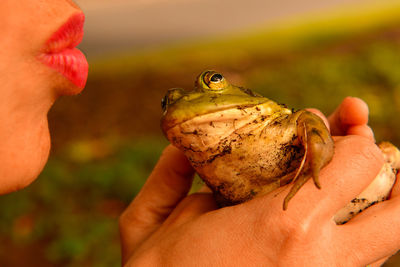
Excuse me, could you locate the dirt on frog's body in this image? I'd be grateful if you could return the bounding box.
[168,102,306,205]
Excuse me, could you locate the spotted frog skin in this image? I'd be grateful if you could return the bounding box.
[161,71,334,209]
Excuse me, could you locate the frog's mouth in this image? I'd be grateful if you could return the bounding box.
[161,101,271,138]
[163,103,258,128]
[196,70,228,91]
[162,101,283,154]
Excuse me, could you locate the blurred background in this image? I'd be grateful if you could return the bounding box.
[1,0,400,266]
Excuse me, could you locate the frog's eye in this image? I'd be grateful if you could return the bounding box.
[210,73,224,83]
[203,71,227,90]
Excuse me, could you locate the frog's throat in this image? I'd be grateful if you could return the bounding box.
[162,102,265,133]
[161,98,291,134]
[165,103,291,153]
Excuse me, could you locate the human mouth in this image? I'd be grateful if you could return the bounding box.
[39,13,88,91]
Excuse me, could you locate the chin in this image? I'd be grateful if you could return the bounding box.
[0,118,51,195]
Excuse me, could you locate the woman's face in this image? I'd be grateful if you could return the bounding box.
[0,0,88,194]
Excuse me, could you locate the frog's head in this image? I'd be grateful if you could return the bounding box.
[161,70,267,135]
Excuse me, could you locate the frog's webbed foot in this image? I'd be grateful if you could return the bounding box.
[283,111,334,210]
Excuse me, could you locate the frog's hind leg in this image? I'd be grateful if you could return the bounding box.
[291,128,308,184]
[283,111,334,210]
[283,173,313,210]
[283,135,308,210]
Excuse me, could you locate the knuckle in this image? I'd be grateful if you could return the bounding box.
[338,135,383,167]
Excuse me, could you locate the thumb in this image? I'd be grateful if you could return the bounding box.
[119,145,194,263]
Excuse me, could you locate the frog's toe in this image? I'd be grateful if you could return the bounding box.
[308,141,330,190]
[297,111,334,185]
[283,174,311,210]
[312,171,321,189]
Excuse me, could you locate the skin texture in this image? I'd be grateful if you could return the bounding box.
[120,97,400,266]
[0,0,83,194]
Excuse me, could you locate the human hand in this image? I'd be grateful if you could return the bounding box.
[119,97,399,266]
[317,97,400,266]
[328,96,374,140]
[307,96,374,140]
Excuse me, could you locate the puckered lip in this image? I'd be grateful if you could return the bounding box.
[38,12,88,91]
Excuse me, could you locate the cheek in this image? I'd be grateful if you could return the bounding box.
[0,119,51,195]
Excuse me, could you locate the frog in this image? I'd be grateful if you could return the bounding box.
[161,70,334,210]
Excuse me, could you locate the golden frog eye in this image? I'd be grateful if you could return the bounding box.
[204,72,227,90]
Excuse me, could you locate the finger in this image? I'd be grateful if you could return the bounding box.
[338,196,400,265]
[304,107,372,139]
[119,145,194,263]
[163,192,218,228]
[328,97,369,136]
[346,124,375,141]
[257,136,384,220]
[306,108,330,131]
